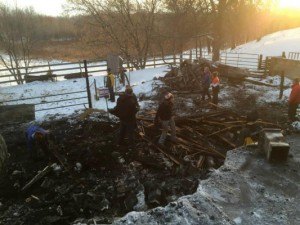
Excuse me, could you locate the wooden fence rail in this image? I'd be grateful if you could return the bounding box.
[0,51,262,86]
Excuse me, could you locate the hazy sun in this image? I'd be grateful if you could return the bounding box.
[278,0,300,9]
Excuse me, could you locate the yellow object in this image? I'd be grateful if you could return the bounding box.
[244,137,254,146]
[108,73,115,87]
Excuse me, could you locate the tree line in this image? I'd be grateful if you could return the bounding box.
[1,0,300,84]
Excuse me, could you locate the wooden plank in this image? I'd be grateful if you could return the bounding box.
[22,165,53,192]
[141,136,182,166]
[197,156,206,168]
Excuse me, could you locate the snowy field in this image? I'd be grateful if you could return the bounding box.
[227,27,300,57]
[1,27,299,121]
[0,66,168,121]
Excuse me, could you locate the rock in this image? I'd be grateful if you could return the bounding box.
[0,134,8,173]
[56,205,63,216]
[74,162,82,172]
[99,198,110,211]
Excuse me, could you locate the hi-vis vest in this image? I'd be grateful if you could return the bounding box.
[212,77,220,87]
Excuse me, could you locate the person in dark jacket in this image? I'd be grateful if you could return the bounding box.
[106,68,115,102]
[114,86,139,147]
[288,78,300,121]
[202,67,212,101]
[155,92,177,145]
[25,125,50,159]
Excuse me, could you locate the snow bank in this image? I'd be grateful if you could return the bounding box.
[113,146,300,225]
[228,27,300,57]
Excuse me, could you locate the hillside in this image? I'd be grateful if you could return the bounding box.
[228,27,300,57]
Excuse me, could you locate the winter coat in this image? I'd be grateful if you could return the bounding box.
[115,94,139,123]
[25,125,47,151]
[289,83,300,104]
[106,73,115,88]
[202,72,212,87]
[155,100,174,121]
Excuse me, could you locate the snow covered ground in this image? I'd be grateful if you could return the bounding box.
[228,27,300,57]
[0,66,168,121]
[2,27,300,121]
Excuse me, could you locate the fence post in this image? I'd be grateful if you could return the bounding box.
[200,40,202,58]
[180,53,183,63]
[279,71,285,99]
[153,54,156,68]
[190,49,192,61]
[196,38,198,59]
[84,60,93,109]
[173,52,176,64]
[264,57,268,77]
[258,54,263,70]
[94,79,99,101]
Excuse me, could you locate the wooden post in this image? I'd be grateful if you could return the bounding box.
[258,54,263,70]
[153,54,156,68]
[264,57,268,77]
[180,53,183,63]
[84,60,93,109]
[190,49,192,61]
[200,40,202,58]
[173,52,176,64]
[94,79,99,101]
[279,71,285,100]
[196,38,198,59]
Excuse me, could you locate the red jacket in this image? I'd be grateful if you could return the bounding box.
[289,83,300,104]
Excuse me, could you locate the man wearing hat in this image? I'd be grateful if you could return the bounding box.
[106,68,115,102]
[155,92,177,145]
[113,86,140,147]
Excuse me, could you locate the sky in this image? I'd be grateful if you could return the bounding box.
[1,0,67,16]
[1,0,300,17]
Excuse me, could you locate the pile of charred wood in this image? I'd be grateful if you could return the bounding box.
[136,106,280,171]
[163,59,252,91]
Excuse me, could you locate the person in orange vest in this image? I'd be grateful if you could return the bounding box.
[288,78,300,121]
[106,68,115,102]
[211,71,220,105]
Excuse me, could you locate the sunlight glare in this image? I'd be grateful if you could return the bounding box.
[278,0,300,9]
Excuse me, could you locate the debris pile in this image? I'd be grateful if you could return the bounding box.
[163,59,252,91]
[136,107,280,171]
[0,115,203,225]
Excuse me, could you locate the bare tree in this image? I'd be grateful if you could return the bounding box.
[207,0,275,61]
[68,0,160,69]
[0,5,37,84]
